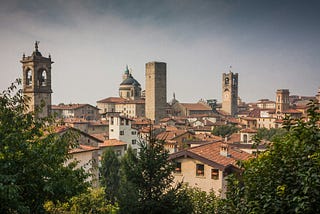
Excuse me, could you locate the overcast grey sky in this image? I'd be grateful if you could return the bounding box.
[1,0,319,105]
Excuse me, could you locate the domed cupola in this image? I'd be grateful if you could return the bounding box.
[119,66,142,100]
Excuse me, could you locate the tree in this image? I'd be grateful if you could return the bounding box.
[255,127,287,141]
[44,187,119,214]
[0,80,89,213]
[221,102,320,213]
[100,148,120,204]
[118,128,192,214]
[212,124,239,138]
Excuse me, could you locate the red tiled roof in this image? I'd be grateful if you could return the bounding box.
[52,104,98,110]
[157,129,190,141]
[69,144,99,154]
[240,128,258,133]
[169,141,252,169]
[97,97,126,103]
[97,97,145,104]
[282,109,302,114]
[99,139,126,148]
[180,103,212,111]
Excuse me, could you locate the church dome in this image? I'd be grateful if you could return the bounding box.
[120,74,141,86]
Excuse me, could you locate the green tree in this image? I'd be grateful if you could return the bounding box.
[221,102,320,213]
[255,127,287,142]
[0,80,89,213]
[44,187,119,214]
[119,129,192,214]
[100,148,120,204]
[184,186,219,214]
[212,124,239,138]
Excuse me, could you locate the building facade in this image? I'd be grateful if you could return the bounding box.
[21,42,53,118]
[145,62,167,124]
[221,71,238,116]
[276,89,290,114]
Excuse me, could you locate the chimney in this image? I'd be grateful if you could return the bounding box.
[220,143,230,157]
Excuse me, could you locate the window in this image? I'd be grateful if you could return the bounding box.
[196,164,204,176]
[132,131,136,135]
[120,118,124,125]
[40,70,47,86]
[111,129,114,132]
[243,134,248,143]
[26,70,32,86]
[132,139,136,145]
[175,162,182,174]
[120,130,124,135]
[211,168,219,180]
[126,119,129,125]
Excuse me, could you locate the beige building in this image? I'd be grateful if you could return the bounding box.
[172,102,213,117]
[156,129,196,153]
[222,71,238,116]
[97,97,145,118]
[276,89,290,114]
[51,103,100,120]
[21,42,53,118]
[169,142,251,197]
[145,62,167,124]
[97,66,145,118]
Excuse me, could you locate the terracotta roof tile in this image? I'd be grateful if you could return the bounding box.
[180,103,212,111]
[171,142,252,168]
[99,139,126,148]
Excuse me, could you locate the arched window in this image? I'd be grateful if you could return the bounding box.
[26,69,32,86]
[39,70,47,86]
[225,77,229,85]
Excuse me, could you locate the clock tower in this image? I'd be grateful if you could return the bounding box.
[21,42,53,118]
[222,69,238,116]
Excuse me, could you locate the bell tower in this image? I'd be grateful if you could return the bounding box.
[222,69,238,116]
[21,41,53,118]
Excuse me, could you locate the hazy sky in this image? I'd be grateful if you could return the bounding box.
[1,0,319,105]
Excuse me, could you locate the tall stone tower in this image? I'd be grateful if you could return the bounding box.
[276,89,290,114]
[222,70,238,116]
[145,62,167,124]
[21,42,53,118]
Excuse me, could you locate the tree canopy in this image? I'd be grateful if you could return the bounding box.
[212,124,239,138]
[0,80,89,213]
[221,102,320,213]
[119,129,192,214]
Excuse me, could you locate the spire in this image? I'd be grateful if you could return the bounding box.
[125,65,129,74]
[35,41,39,51]
[32,41,42,57]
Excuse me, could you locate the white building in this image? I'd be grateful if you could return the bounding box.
[107,112,141,153]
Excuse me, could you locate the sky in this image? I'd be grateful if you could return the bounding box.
[0,0,319,105]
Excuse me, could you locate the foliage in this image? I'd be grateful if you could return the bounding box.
[221,102,320,213]
[183,185,219,214]
[100,148,120,204]
[44,187,119,214]
[255,127,287,141]
[0,80,89,213]
[212,124,239,138]
[119,129,192,214]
